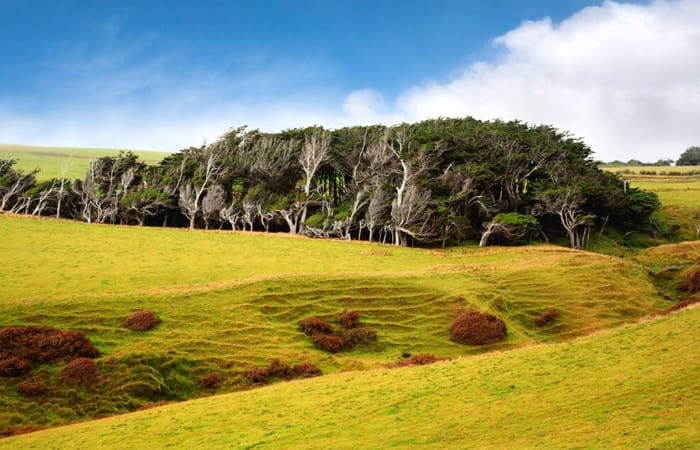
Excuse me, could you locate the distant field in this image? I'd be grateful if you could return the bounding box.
[0,214,674,435]
[4,304,697,449]
[0,144,170,180]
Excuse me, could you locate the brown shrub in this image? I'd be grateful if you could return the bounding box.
[338,310,360,329]
[59,357,101,385]
[137,401,170,411]
[535,308,560,327]
[292,362,322,378]
[0,326,99,375]
[298,317,334,336]
[243,366,269,384]
[340,327,378,349]
[16,379,46,396]
[0,356,33,377]
[679,265,700,294]
[200,372,221,389]
[267,359,293,380]
[311,333,344,353]
[450,309,507,345]
[652,298,700,317]
[390,353,444,368]
[123,310,160,332]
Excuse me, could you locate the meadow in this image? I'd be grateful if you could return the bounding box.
[1,214,690,438]
[3,302,698,449]
[0,144,169,180]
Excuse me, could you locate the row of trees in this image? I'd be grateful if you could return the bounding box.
[0,117,660,248]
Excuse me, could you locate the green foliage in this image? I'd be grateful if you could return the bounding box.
[676,146,700,166]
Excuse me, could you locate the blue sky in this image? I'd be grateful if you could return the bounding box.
[1,0,698,161]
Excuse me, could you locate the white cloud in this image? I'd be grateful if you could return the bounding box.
[392,0,700,161]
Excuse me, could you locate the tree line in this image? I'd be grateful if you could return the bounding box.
[0,117,660,248]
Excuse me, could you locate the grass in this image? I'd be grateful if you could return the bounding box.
[3,305,698,449]
[0,144,169,180]
[0,214,672,434]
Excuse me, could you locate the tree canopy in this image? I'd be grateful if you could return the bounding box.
[0,117,661,249]
[676,146,700,166]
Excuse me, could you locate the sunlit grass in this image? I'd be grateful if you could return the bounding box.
[0,144,168,180]
[4,305,698,449]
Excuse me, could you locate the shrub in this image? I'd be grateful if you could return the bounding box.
[291,362,322,378]
[200,372,221,389]
[298,317,334,336]
[535,308,560,327]
[0,357,33,377]
[311,333,344,353]
[0,326,99,369]
[450,309,507,345]
[338,310,360,329]
[243,366,269,385]
[340,327,378,349]
[652,298,700,317]
[15,379,46,397]
[390,353,444,368]
[267,359,293,380]
[123,310,160,332]
[59,357,101,385]
[679,265,700,294]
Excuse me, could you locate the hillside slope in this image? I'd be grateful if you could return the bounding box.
[3,306,698,449]
[0,215,672,434]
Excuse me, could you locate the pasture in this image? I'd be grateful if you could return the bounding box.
[0,214,680,436]
[0,144,169,180]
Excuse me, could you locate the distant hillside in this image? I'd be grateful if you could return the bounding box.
[3,303,697,449]
[0,144,169,180]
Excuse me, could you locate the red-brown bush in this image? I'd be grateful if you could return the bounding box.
[0,326,99,376]
[243,366,269,384]
[123,310,161,331]
[679,265,700,294]
[390,353,444,368]
[0,356,33,377]
[267,359,293,380]
[59,357,101,385]
[338,310,360,329]
[298,317,334,336]
[292,362,322,378]
[652,298,700,317]
[535,308,560,327]
[311,333,344,353]
[449,309,507,345]
[200,372,221,389]
[340,327,378,349]
[15,379,46,396]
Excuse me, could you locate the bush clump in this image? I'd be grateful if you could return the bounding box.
[535,308,560,327]
[679,265,700,294]
[123,310,161,332]
[292,362,322,378]
[243,366,269,385]
[267,359,293,380]
[298,317,334,336]
[0,326,99,377]
[15,379,46,397]
[339,327,378,349]
[59,357,101,385]
[449,309,507,345]
[652,298,700,317]
[311,333,345,353]
[338,310,360,329]
[200,372,221,389]
[390,353,444,368]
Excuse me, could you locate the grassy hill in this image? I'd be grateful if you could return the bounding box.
[0,214,675,436]
[0,144,169,180]
[3,304,697,449]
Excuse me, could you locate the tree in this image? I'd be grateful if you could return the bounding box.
[676,146,700,166]
[535,187,596,249]
[479,213,539,247]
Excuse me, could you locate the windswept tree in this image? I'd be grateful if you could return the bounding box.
[676,146,700,166]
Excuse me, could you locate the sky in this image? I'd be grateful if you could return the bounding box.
[1,0,698,162]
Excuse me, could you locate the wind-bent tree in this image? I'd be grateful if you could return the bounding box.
[479,212,539,247]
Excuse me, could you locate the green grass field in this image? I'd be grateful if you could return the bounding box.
[3,304,698,449]
[0,144,169,180]
[0,214,679,437]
